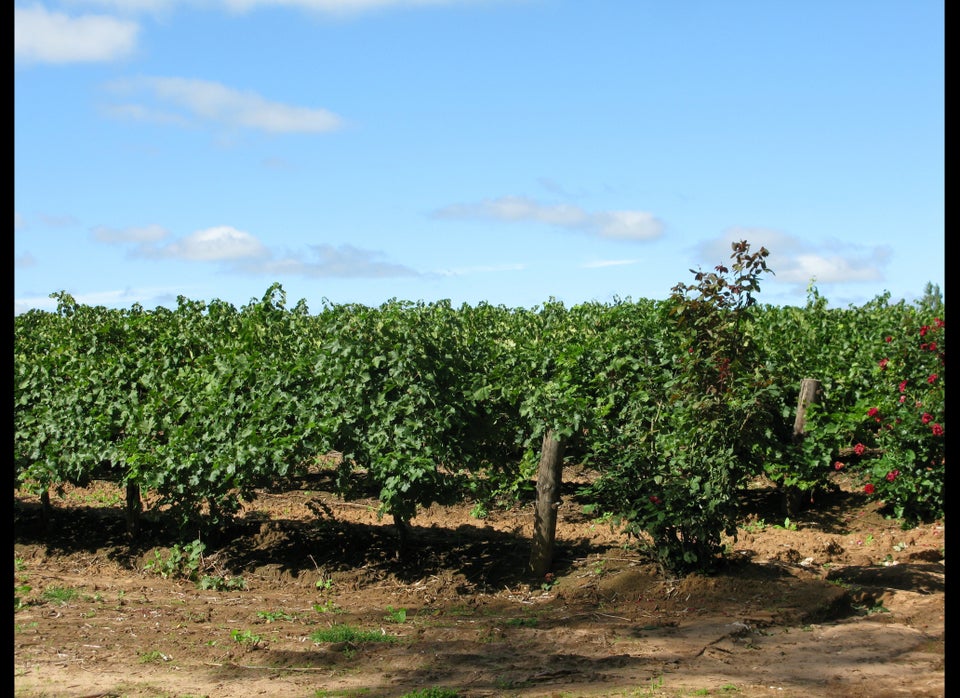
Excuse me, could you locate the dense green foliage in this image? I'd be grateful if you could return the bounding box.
[14,246,945,574]
[581,242,789,573]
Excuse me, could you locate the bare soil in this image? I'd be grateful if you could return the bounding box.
[14,468,944,698]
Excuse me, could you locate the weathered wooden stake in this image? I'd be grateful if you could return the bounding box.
[40,488,52,534]
[126,482,142,538]
[792,378,822,443]
[784,378,822,516]
[528,429,566,578]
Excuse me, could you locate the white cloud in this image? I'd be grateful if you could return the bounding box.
[14,293,60,315]
[593,211,662,240]
[694,227,890,289]
[435,196,583,226]
[111,226,416,278]
[785,252,886,284]
[99,102,192,127]
[432,195,664,241]
[136,225,270,261]
[15,5,139,64]
[232,243,419,278]
[105,76,344,134]
[93,225,420,278]
[14,285,193,315]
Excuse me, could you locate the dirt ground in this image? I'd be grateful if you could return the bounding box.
[14,467,944,698]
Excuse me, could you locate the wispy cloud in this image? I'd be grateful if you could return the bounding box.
[785,251,888,284]
[231,244,419,278]
[14,285,192,315]
[695,227,890,289]
[101,224,418,278]
[432,195,664,241]
[103,76,344,134]
[15,5,139,65]
[132,225,270,261]
[99,102,192,127]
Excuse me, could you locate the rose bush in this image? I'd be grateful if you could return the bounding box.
[854,315,945,523]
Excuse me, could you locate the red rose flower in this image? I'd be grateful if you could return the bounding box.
[864,484,875,495]
[886,470,899,482]
[932,424,944,437]
[853,443,865,456]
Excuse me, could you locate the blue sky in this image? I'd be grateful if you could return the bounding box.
[14,1,944,315]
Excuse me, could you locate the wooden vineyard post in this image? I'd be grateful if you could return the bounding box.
[40,488,52,535]
[784,378,822,516]
[793,378,822,443]
[528,429,566,578]
[126,482,142,538]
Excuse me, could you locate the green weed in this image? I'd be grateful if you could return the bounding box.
[314,600,343,614]
[14,584,33,611]
[854,601,890,616]
[633,674,664,697]
[773,518,797,531]
[230,629,262,646]
[41,586,79,605]
[257,609,295,623]
[145,540,205,581]
[384,606,407,624]
[198,575,246,591]
[310,624,398,645]
[138,650,171,663]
